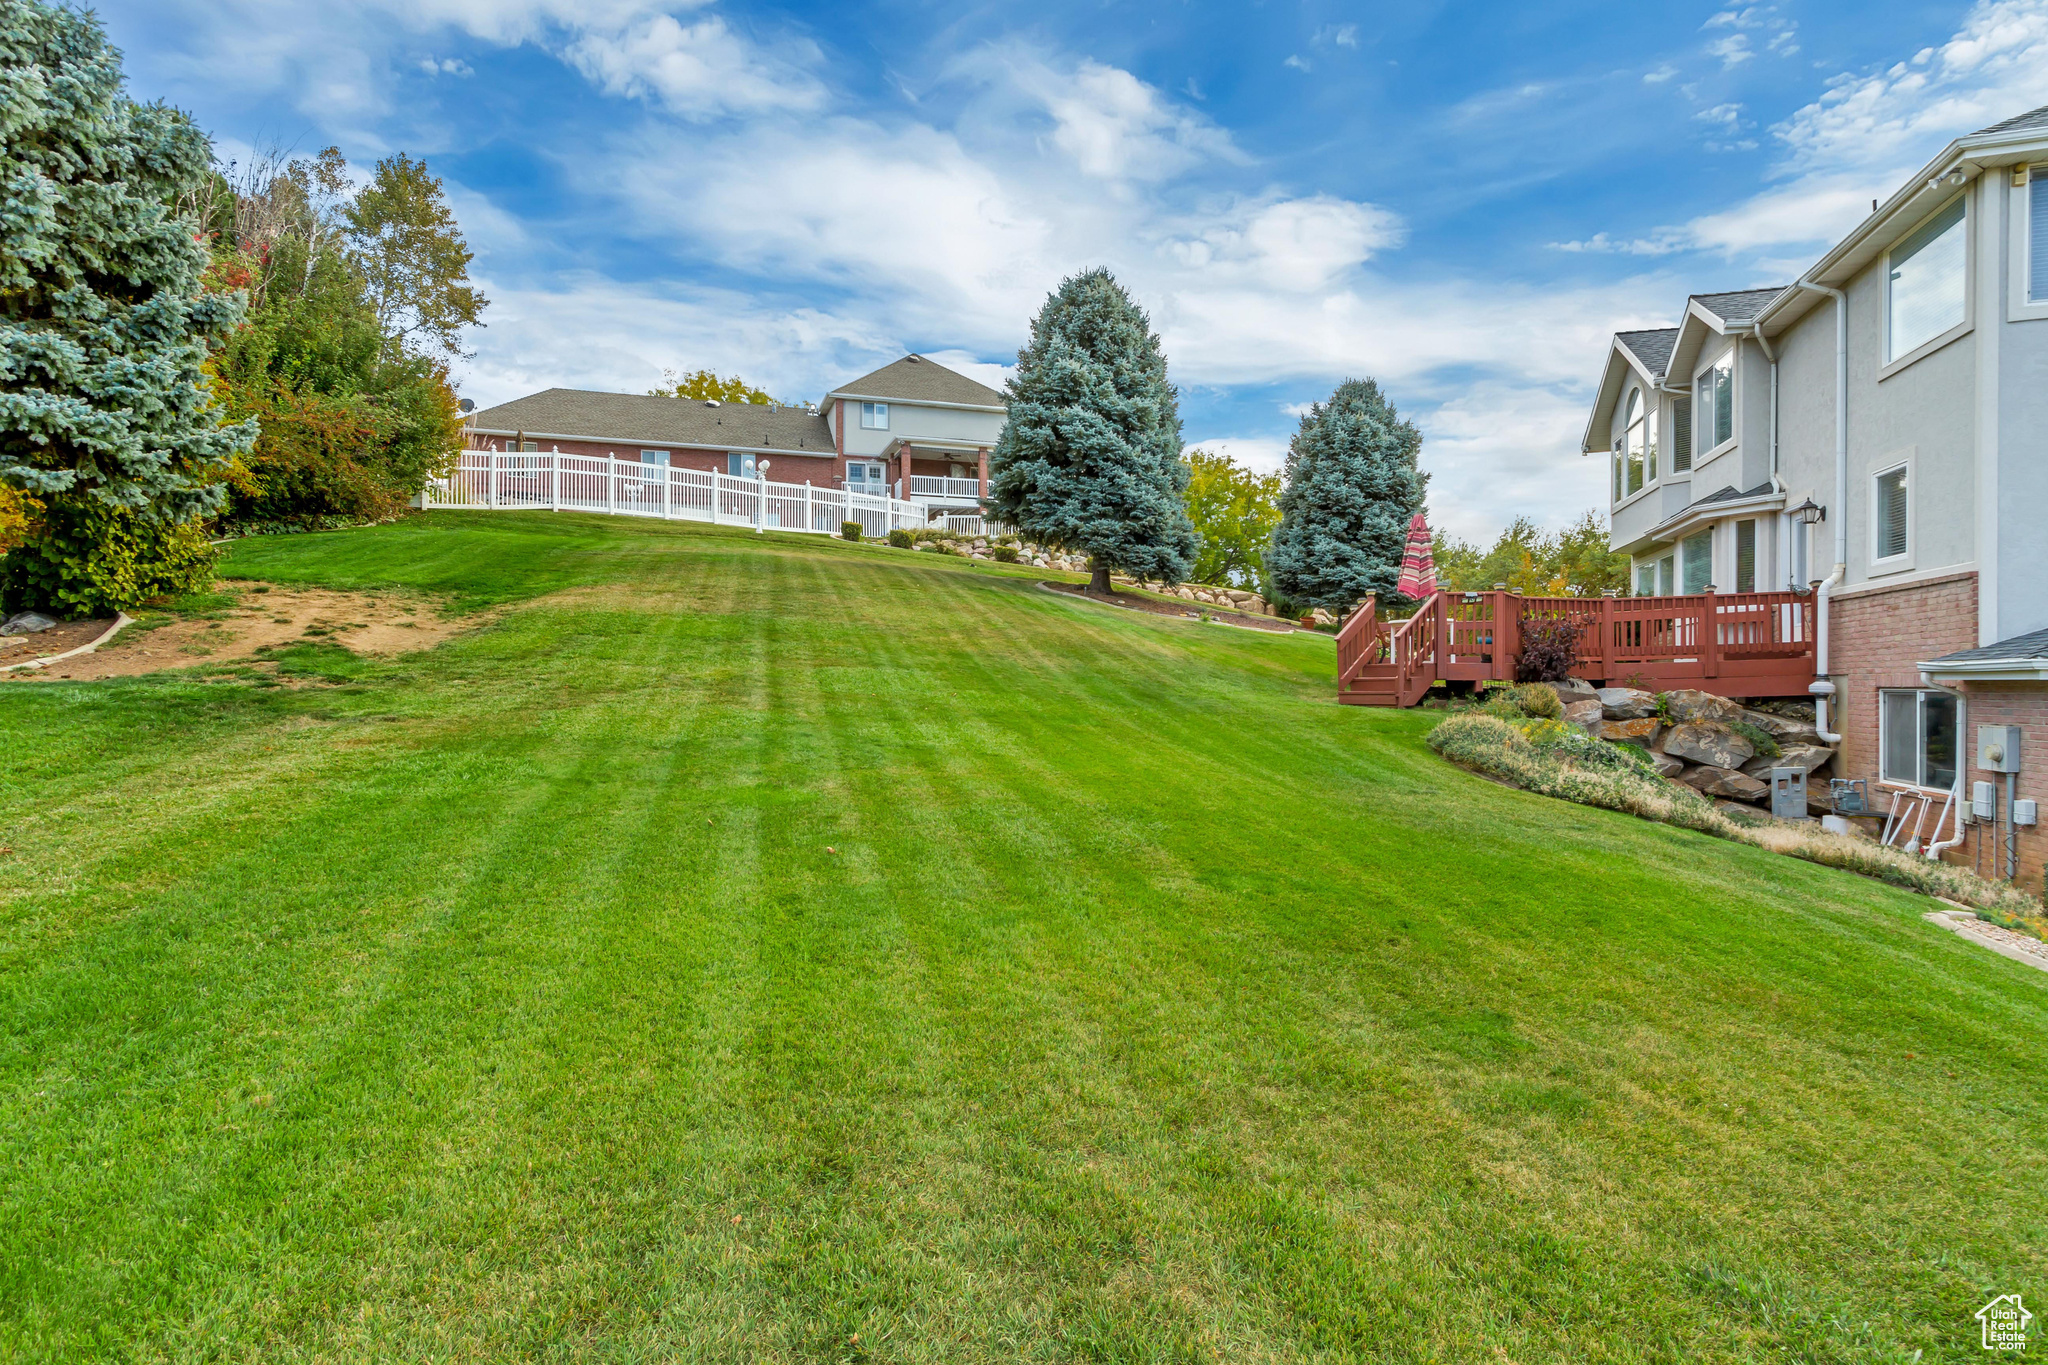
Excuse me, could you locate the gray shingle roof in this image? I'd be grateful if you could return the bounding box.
[1690,482,1776,508]
[467,389,837,453]
[1693,287,1789,324]
[1616,328,1678,375]
[1976,104,2048,137]
[830,354,1004,408]
[1926,626,2048,666]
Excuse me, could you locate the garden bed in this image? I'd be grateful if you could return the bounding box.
[1039,580,1302,633]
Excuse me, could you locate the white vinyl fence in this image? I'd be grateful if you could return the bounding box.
[421,450,935,538]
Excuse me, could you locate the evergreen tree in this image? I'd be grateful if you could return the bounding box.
[1268,378,1427,611]
[0,0,254,614]
[987,269,1196,593]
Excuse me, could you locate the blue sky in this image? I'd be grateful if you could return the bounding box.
[100,0,2048,541]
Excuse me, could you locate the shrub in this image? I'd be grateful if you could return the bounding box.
[1479,695,1526,722]
[2,501,216,618]
[991,545,1019,563]
[1511,682,1563,719]
[840,521,863,542]
[1515,615,1581,683]
[888,528,913,549]
[1728,720,1782,759]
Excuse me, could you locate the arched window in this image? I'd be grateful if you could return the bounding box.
[1623,389,1647,495]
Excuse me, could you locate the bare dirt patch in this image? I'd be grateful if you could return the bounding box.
[1038,580,1307,634]
[2,583,471,682]
[0,617,120,667]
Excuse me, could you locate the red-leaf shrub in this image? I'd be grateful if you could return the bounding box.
[1516,616,1581,683]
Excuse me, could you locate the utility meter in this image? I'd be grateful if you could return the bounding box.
[2017,799,2039,828]
[1974,781,1997,819]
[1978,725,2023,773]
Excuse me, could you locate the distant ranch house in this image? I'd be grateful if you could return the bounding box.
[464,354,1005,519]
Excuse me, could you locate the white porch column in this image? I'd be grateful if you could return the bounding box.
[607,455,616,514]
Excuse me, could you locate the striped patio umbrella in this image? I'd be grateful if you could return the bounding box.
[1394,511,1437,600]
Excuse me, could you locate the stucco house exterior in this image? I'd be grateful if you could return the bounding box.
[1582,103,2048,882]
[464,354,1005,520]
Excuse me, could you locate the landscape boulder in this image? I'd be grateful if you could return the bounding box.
[1650,752,1686,778]
[1739,742,1836,780]
[1661,688,1746,725]
[1662,721,1755,769]
[1740,707,1821,745]
[1,612,57,636]
[1553,678,1600,706]
[1597,687,1658,720]
[1562,699,1604,732]
[1681,765,1770,802]
[1597,717,1661,746]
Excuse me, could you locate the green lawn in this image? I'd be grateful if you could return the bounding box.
[2,511,2043,1363]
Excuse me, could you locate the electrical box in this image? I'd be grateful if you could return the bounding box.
[2017,799,2039,827]
[1978,725,2023,773]
[1770,767,1809,820]
[1974,780,1997,819]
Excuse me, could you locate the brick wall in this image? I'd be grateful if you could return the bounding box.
[1828,570,1977,783]
[1950,683,2048,894]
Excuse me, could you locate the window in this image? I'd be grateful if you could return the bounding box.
[845,460,883,488]
[1636,562,1656,596]
[1612,442,1624,502]
[1880,689,1958,791]
[1735,519,1756,592]
[1671,397,1692,473]
[1696,355,1733,452]
[860,402,889,430]
[1874,464,1908,561]
[1658,554,1675,596]
[726,452,756,477]
[2031,166,2048,304]
[1682,528,1713,594]
[1887,195,1966,360]
[640,450,670,466]
[1623,389,1645,495]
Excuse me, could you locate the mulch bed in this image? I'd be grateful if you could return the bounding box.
[0,617,118,666]
[1038,581,1308,634]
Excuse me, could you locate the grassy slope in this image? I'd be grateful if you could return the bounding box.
[1,512,2042,1363]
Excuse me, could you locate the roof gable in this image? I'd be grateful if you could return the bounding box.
[1581,332,1673,453]
[829,354,1004,409]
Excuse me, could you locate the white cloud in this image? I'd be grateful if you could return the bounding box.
[1643,63,1677,84]
[1160,194,1404,290]
[1184,437,1291,476]
[1313,24,1359,49]
[1019,55,1240,180]
[418,56,473,77]
[1707,34,1754,68]
[1416,384,1607,544]
[563,12,825,119]
[1283,54,1311,72]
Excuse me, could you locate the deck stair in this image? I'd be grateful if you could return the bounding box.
[1336,588,1820,706]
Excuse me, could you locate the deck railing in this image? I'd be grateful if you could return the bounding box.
[908,476,983,499]
[1341,587,1818,700]
[423,451,929,538]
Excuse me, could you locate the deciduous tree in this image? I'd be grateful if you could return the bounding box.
[987,269,1196,594]
[346,153,486,357]
[1183,449,1279,588]
[650,368,778,404]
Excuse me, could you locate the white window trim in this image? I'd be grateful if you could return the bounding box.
[1879,191,1974,380]
[1691,348,1737,467]
[859,401,890,430]
[2010,164,2048,322]
[1869,453,1914,576]
[1877,688,1960,794]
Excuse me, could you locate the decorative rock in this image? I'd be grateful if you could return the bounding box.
[1597,717,1661,746]
[1663,721,1755,769]
[1682,765,1770,802]
[1739,742,1835,779]
[0,611,57,636]
[1553,678,1600,706]
[1562,699,1604,731]
[1650,753,1686,778]
[1740,707,1820,745]
[1661,688,1745,724]
[1597,687,1658,720]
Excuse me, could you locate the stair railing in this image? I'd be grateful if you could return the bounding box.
[1336,595,1385,689]
[1389,592,1441,706]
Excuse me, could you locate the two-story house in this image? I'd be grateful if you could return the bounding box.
[464,354,1005,520]
[1582,103,2048,882]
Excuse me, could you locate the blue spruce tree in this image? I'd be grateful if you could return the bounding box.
[0,0,255,614]
[1268,378,1428,611]
[986,269,1196,594]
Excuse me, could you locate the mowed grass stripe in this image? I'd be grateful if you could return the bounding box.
[0,511,2042,1361]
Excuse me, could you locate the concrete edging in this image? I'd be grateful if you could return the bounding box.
[1923,908,2048,976]
[0,612,134,672]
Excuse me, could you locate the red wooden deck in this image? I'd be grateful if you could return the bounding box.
[1336,589,1818,707]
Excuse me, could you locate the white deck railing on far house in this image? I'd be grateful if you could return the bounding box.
[421,450,937,539]
[908,475,984,499]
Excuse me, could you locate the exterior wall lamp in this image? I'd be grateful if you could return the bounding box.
[1792,497,1826,527]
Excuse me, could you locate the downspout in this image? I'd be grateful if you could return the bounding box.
[1798,277,1848,745]
[1920,672,1969,859]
